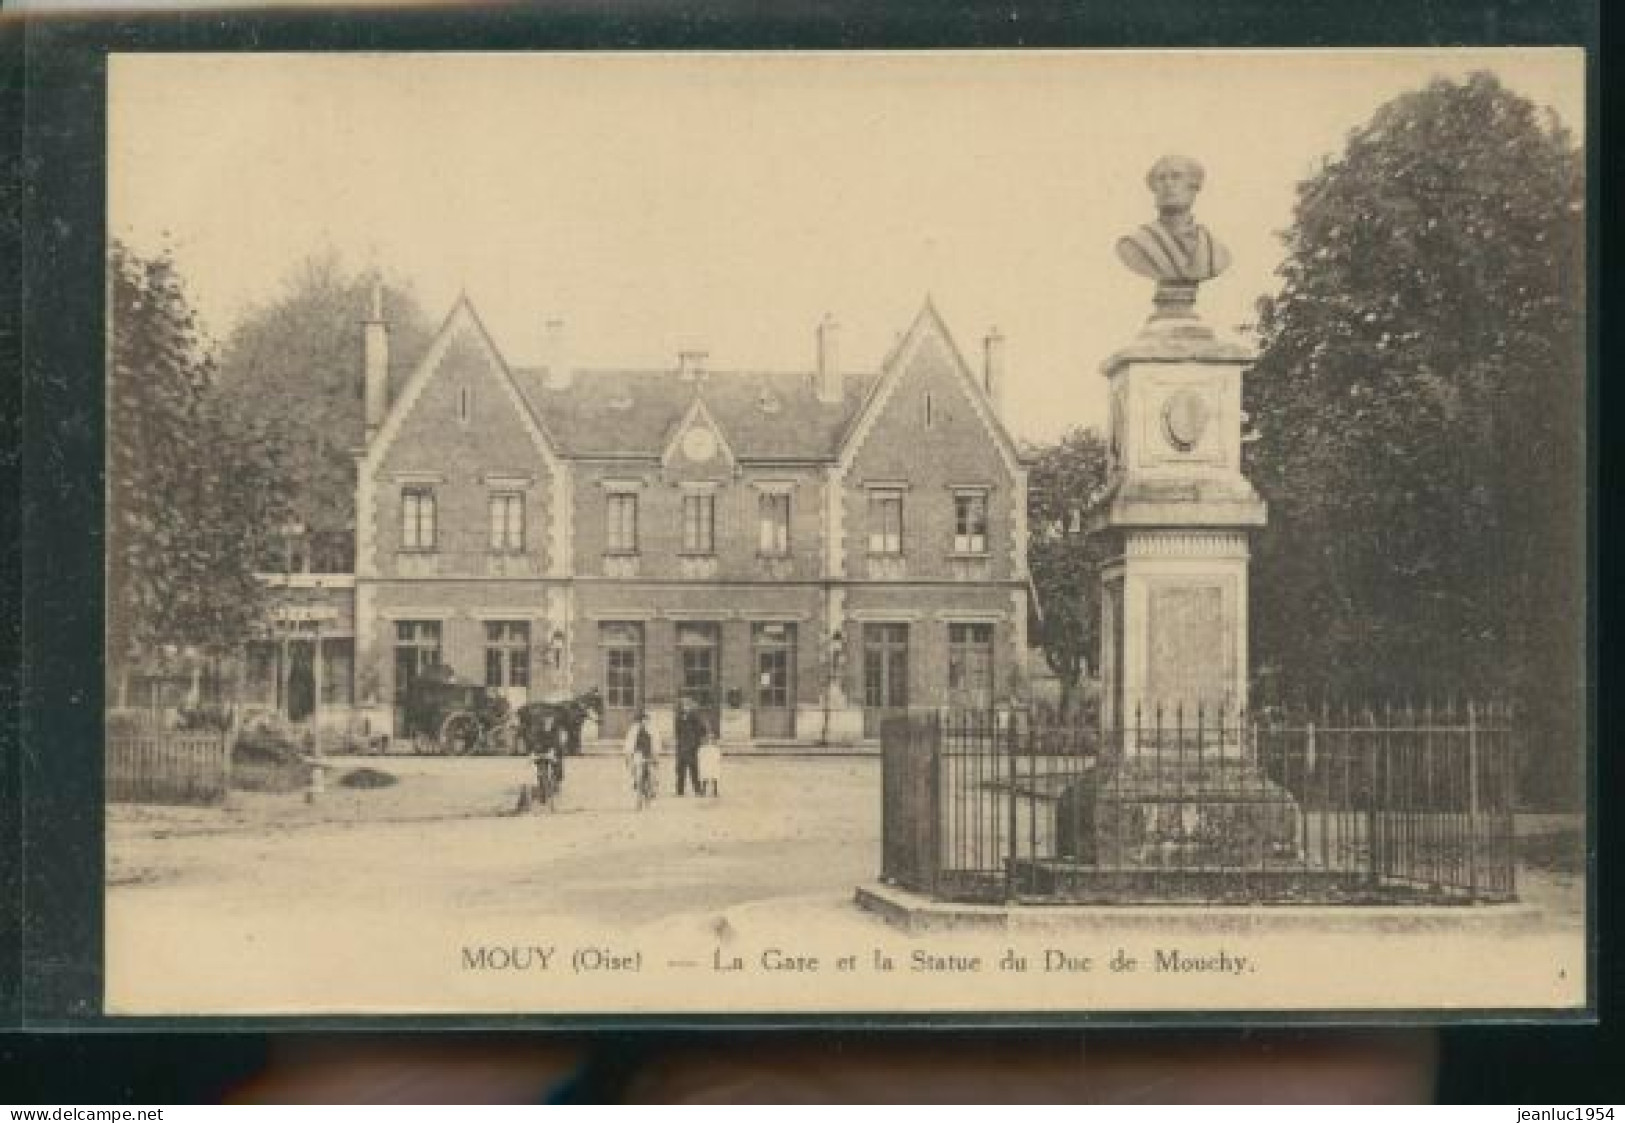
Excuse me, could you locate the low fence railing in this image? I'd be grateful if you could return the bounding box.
[880,704,1517,905]
[107,730,232,805]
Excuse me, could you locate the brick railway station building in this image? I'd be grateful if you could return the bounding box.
[247,290,1031,745]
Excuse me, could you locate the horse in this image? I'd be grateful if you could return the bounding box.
[516,687,604,759]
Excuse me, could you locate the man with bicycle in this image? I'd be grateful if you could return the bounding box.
[521,707,566,809]
[622,709,664,803]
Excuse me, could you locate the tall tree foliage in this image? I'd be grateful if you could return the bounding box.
[214,253,433,539]
[108,242,291,679]
[1026,427,1111,716]
[1245,73,1583,801]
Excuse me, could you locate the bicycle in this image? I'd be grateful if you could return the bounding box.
[532,751,562,812]
[632,753,658,810]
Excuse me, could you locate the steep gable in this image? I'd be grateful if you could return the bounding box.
[838,299,1022,477]
[838,299,1028,582]
[364,297,559,478]
[355,297,568,577]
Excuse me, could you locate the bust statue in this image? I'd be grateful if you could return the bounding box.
[1116,155,1232,288]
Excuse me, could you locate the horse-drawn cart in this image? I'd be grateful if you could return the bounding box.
[401,664,516,754]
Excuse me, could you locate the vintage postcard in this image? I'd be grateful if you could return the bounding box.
[99,48,1588,1020]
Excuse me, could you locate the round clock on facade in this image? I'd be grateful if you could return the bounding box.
[682,427,718,462]
[1161,390,1210,453]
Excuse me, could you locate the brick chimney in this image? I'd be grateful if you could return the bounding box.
[982,327,1005,418]
[816,314,841,404]
[542,318,572,390]
[677,350,708,383]
[363,281,390,441]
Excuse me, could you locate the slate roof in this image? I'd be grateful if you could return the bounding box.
[511,367,881,461]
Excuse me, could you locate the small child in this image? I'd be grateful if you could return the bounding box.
[697,735,722,797]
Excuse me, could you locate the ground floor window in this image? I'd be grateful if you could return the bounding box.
[244,642,278,706]
[394,620,443,696]
[484,621,531,688]
[862,623,910,737]
[947,622,995,710]
[321,638,354,705]
[599,620,643,702]
[244,638,352,710]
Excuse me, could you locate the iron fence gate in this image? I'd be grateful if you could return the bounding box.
[879,704,1517,905]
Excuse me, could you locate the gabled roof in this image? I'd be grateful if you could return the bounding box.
[512,366,879,461]
[373,294,1016,466]
[838,297,1026,477]
[363,295,562,476]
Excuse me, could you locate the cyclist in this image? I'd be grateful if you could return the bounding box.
[622,709,663,803]
[531,738,563,808]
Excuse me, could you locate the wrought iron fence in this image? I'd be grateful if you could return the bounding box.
[880,703,1517,905]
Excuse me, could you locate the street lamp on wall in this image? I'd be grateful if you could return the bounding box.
[548,628,567,670]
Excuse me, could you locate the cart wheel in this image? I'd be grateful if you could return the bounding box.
[441,711,480,755]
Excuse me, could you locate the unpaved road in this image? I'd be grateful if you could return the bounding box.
[105,756,1587,1016]
[110,755,880,929]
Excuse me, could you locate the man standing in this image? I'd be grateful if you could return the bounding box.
[674,699,707,797]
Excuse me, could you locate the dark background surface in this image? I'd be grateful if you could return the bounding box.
[2,0,1613,1102]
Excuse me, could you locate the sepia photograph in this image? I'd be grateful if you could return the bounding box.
[101,48,1587,1019]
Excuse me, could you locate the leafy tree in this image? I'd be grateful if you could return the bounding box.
[108,241,293,694]
[1026,427,1111,717]
[214,252,434,543]
[1245,72,1583,803]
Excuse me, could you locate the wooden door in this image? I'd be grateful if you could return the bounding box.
[600,622,644,740]
[676,622,721,738]
[752,622,796,739]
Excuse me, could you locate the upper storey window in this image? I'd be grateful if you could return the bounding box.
[401,487,437,551]
[758,492,790,556]
[682,492,716,555]
[489,492,525,553]
[606,492,638,554]
[868,489,904,556]
[953,489,989,555]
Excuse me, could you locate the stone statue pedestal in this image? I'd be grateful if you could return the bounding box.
[1080,313,1299,870]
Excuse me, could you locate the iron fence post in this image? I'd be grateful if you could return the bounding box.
[929,709,941,899]
[1006,707,1018,901]
[1467,701,1479,900]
